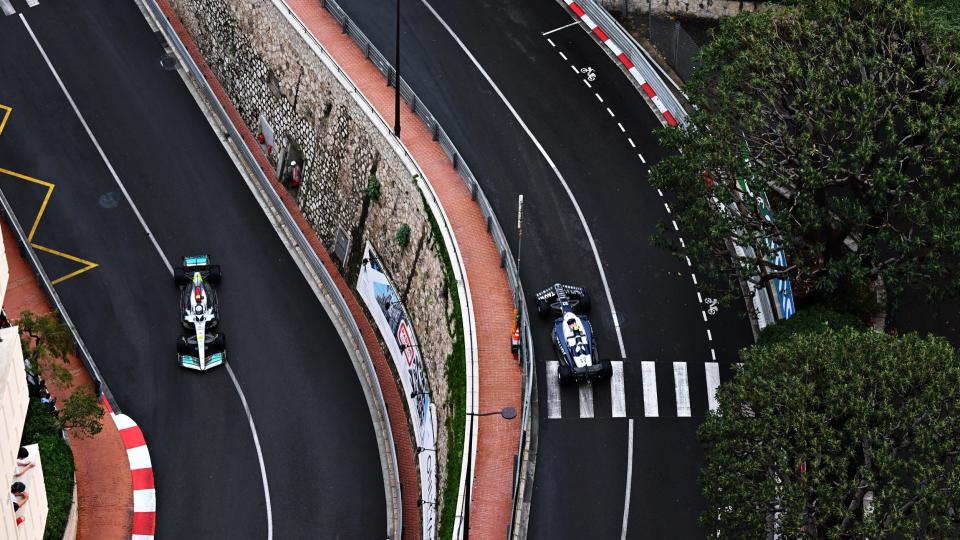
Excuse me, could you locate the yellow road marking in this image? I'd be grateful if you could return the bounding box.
[0,167,98,284]
[0,105,11,136]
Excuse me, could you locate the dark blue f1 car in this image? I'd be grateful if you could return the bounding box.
[535,283,612,385]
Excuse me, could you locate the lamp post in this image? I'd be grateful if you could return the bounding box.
[462,406,517,538]
[394,0,401,137]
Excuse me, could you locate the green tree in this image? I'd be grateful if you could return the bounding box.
[700,329,960,538]
[18,310,74,386]
[58,387,104,438]
[650,0,960,307]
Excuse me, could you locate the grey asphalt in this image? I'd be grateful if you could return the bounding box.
[332,0,754,538]
[0,1,384,538]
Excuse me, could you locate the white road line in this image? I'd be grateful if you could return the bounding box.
[578,382,595,418]
[707,329,713,341]
[705,362,721,411]
[691,273,698,285]
[711,348,716,361]
[559,50,568,61]
[664,203,671,213]
[638,153,646,164]
[20,15,174,276]
[23,17,273,536]
[611,361,626,417]
[701,311,707,322]
[0,0,15,16]
[606,107,615,117]
[641,361,659,417]
[679,237,685,248]
[547,38,556,47]
[617,122,626,133]
[547,361,561,419]
[697,291,703,303]
[657,188,663,197]
[685,256,692,267]
[421,0,628,357]
[570,65,579,74]
[583,79,592,88]
[620,418,634,540]
[595,93,603,103]
[627,138,635,148]
[672,220,679,231]
[542,20,580,36]
[25,0,38,7]
[227,364,274,539]
[673,362,691,417]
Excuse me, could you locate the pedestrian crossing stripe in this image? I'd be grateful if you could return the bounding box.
[545,361,727,420]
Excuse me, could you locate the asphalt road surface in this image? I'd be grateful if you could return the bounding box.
[333,0,754,538]
[0,1,385,538]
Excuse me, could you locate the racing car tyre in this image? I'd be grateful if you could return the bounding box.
[599,359,613,380]
[177,338,191,354]
[537,299,552,319]
[557,363,574,385]
[573,290,592,315]
[207,265,222,284]
[174,267,189,287]
[211,333,226,351]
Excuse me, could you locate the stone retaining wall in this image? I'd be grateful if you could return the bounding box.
[168,0,457,522]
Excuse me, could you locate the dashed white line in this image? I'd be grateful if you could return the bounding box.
[559,50,568,60]
[679,237,685,248]
[606,107,615,117]
[638,153,646,164]
[617,122,626,133]
[685,256,692,266]
[641,361,659,417]
[547,38,556,47]
[628,138,635,148]
[672,220,679,231]
[546,361,561,419]
[420,0,628,357]
[664,203,671,213]
[697,291,703,303]
[711,348,717,361]
[673,362,691,417]
[707,329,713,341]
[595,93,604,103]
[584,79,592,88]
[570,65,579,74]
[701,311,707,322]
[691,273,698,285]
[657,188,663,197]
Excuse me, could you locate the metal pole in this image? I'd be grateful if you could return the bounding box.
[516,194,524,271]
[394,0,401,137]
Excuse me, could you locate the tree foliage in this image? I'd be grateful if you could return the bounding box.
[700,329,960,538]
[18,310,74,386]
[59,386,104,438]
[650,0,960,305]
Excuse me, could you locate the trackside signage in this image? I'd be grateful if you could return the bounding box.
[356,243,437,539]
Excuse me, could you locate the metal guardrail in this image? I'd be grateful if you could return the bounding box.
[138,1,403,538]
[0,189,114,410]
[315,0,537,536]
[573,0,689,125]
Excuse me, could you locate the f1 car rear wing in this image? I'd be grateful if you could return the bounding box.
[535,283,586,302]
[182,255,211,268]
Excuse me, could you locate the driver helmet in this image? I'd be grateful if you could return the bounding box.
[194,304,204,315]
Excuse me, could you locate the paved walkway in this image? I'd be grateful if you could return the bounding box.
[284,1,522,536]
[1,221,132,539]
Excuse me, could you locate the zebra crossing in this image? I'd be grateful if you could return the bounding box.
[2,0,41,16]
[545,360,733,419]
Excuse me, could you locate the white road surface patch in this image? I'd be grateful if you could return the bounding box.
[673,362,691,417]
[421,0,628,356]
[621,418,634,540]
[579,383,595,418]
[641,361,659,417]
[25,0,38,6]
[705,362,721,411]
[611,361,626,417]
[546,361,561,419]
[23,17,274,536]
[1,0,15,16]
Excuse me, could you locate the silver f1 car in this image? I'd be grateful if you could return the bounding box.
[536,283,612,385]
[174,255,225,370]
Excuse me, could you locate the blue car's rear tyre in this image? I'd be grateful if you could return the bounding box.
[174,267,189,287]
[573,290,591,315]
[558,363,574,385]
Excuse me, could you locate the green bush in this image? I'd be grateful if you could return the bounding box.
[21,399,75,540]
[395,223,412,249]
[756,305,863,347]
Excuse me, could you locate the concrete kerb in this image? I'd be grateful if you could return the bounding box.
[270,1,481,536]
[134,0,404,537]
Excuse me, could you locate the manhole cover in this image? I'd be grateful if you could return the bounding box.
[159,54,177,71]
[98,191,120,209]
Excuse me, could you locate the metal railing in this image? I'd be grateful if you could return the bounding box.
[139,1,402,538]
[315,0,537,537]
[572,0,689,125]
[0,189,114,409]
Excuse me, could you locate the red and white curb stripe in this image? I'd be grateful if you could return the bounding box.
[102,397,156,539]
[563,0,678,127]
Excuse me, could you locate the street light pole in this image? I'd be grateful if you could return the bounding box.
[462,407,516,539]
[394,0,401,137]
[516,194,524,270]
